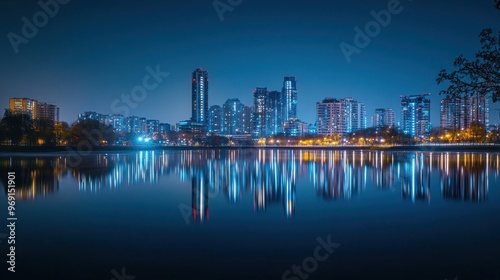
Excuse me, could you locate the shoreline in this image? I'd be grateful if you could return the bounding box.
[0,144,499,153]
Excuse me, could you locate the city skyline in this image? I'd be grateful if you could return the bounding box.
[6,74,498,138]
[1,1,500,126]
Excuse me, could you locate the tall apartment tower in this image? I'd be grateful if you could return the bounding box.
[191,68,209,127]
[282,76,297,123]
[373,108,396,128]
[401,94,431,138]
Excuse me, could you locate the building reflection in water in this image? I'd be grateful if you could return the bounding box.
[0,157,65,200]
[0,150,498,214]
[440,153,490,202]
[401,153,431,203]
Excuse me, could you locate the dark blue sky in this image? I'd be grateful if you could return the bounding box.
[1,0,499,125]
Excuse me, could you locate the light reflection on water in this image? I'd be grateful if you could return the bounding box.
[1,150,499,210]
[0,149,499,279]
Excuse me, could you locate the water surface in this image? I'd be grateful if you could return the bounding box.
[0,149,499,280]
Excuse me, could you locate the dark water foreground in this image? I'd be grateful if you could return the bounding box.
[0,149,499,280]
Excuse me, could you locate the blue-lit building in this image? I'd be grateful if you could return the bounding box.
[191,68,209,130]
[110,114,125,133]
[268,90,283,135]
[208,105,223,134]
[146,119,160,135]
[282,76,298,123]
[252,87,269,138]
[222,98,245,135]
[401,94,431,138]
[78,111,103,123]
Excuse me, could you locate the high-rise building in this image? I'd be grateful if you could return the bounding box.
[9,98,38,119]
[343,98,367,133]
[146,119,160,135]
[440,97,464,130]
[441,96,489,130]
[373,108,395,128]
[268,90,283,135]
[316,98,366,136]
[282,76,297,122]
[252,87,269,137]
[466,95,489,128]
[243,106,253,134]
[316,98,345,136]
[401,94,431,138]
[37,102,59,123]
[222,98,245,135]
[139,117,148,135]
[191,68,209,128]
[208,105,223,134]
[125,116,141,134]
[110,114,125,133]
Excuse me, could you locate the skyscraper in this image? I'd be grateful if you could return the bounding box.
[252,87,269,138]
[440,97,464,130]
[466,95,489,128]
[222,98,245,135]
[243,106,253,134]
[401,94,431,138]
[343,98,367,133]
[282,76,297,122]
[191,68,209,128]
[268,90,282,135]
[440,96,489,130]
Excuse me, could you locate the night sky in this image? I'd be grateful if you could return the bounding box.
[1,0,499,125]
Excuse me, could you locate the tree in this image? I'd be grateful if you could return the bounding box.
[437,2,500,102]
[468,121,487,143]
[33,119,56,146]
[54,122,70,145]
[66,120,115,146]
[0,110,34,145]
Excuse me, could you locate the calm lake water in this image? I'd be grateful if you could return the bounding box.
[0,149,499,280]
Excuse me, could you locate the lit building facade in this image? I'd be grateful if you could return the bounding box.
[282,76,297,122]
[208,105,223,134]
[37,102,60,123]
[191,68,209,129]
[401,94,431,138]
[252,87,269,137]
[372,108,395,128]
[222,98,246,135]
[316,98,366,136]
[441,96,489,130]
[268,90,283,135]
[9,98,38,119]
